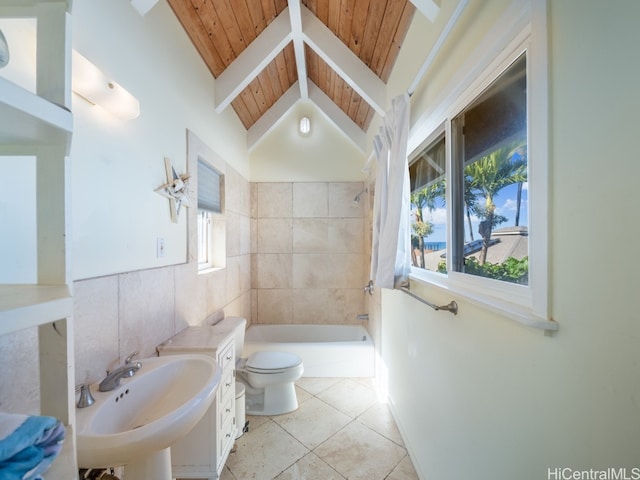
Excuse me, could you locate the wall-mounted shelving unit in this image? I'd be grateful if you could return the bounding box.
[0,0,77,477]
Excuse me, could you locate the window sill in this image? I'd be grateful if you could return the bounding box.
[408,269,558,334]
[198,265,224,276]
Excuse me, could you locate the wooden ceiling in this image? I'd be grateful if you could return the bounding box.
[167,0,422,150]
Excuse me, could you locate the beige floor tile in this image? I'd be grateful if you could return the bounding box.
[317,379,378,418]
[357,402,404,446]
[386,454,420,480]
[274,453,345,480]
[272,397,352,449]
[226,419,308,480]
[295,384,314,404]
[314,422,407,480]
[219,464,237,480]
[244,414,270,432]
[296,377,342,395]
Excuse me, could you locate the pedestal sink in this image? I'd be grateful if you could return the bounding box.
[76,354,221,479]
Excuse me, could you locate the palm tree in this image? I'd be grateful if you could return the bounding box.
[465,141,527,265]
[410,180,445,268]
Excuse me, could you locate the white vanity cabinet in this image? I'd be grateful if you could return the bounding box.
[0,1,76,478]
[157,327,238,479]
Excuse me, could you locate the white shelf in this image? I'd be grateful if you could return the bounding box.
[0,76,72,155]
[0,285,72,335]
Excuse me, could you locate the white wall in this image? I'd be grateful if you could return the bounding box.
[71,0,249,279]
[381,1,640,479]
[250,100,367,182]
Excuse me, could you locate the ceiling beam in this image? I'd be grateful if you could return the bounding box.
[409,0,440,22]
[287,0,309,99]
[301,5,387,116]
[214,8,293,113]
[308,82,367,152]
[247,82,300,151]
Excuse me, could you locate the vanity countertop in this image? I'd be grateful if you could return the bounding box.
[157,325,234,354]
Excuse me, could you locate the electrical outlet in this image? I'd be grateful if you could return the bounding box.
[157,237,165,258]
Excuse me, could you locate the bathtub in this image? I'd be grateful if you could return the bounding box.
[243,324,375,378]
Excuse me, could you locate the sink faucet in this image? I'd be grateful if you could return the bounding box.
[99,352,142,392]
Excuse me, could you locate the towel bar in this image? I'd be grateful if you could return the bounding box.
[399,287,458,315]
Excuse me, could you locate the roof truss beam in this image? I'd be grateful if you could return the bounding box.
[409,0,440,21]
[214,7,293,113]
[287,0,309,99]
[300,5,387,116]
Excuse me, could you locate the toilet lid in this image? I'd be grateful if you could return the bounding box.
[246,351,302,372]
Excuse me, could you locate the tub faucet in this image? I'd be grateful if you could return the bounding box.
[99,352,142,392]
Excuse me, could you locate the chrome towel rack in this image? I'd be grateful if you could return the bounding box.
[399,286,458,315]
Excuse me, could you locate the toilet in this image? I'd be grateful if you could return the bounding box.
[220,317,303,416]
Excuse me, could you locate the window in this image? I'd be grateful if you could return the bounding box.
[197,158,225,271]
[451,54,528,285]
[409,35,549,326]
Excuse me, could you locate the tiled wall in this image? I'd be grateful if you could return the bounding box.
[73,166,251,386]
[251,182,369,325]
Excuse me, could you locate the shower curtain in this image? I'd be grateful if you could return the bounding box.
[370,93,411,289]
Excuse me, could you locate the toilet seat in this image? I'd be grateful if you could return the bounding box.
[245,351,302,374]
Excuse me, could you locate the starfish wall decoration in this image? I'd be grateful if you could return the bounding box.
[155,157,190,223]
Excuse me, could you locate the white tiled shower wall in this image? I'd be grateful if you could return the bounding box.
[251,182,369,326]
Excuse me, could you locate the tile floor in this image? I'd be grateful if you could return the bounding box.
[220,377,419,480]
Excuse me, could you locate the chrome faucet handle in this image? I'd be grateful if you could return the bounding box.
[125,351,139,365]
[76,384,95,408]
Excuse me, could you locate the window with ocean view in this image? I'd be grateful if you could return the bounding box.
[409,53,529,286]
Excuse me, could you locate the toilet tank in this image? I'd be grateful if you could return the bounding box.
[213,316,246,359]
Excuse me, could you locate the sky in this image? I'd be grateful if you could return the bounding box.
[419,182,529,244]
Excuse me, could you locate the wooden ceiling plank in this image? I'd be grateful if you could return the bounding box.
[167,0,225,76]
[347,89,363,122]
[337,0,355,45]
[380,2,415,82]
[238,83,262,123]
[189,0,236,69]
[214,8,292,112]
[214,0,249,56]
[247,0,268,33]
[248,82,300,150]
[233,0,259,45]
[302,4,386,115]
[349,0,371,56]
[358,0,387,70]
[231,95,254,129]
[256,67,277,112]
[327,0,340,33]
[283,42,298,84]
[249,76,268,114]
[370,0,404,77]
[309,81,367,151]
[408,0,439,21]
[314,0,328,24]
[354,92,372,128]
[265,59,284,99]
[302,0,317,16]
[287,0,309,99]
[260,0,278,22]
[275,0,289,14]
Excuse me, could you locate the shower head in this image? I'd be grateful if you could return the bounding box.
[353,187,368,204]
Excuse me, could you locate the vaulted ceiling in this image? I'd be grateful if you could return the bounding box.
[165,0,440,151]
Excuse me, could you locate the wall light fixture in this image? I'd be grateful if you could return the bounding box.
[72,50,140,120]
[299,116,311,136]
